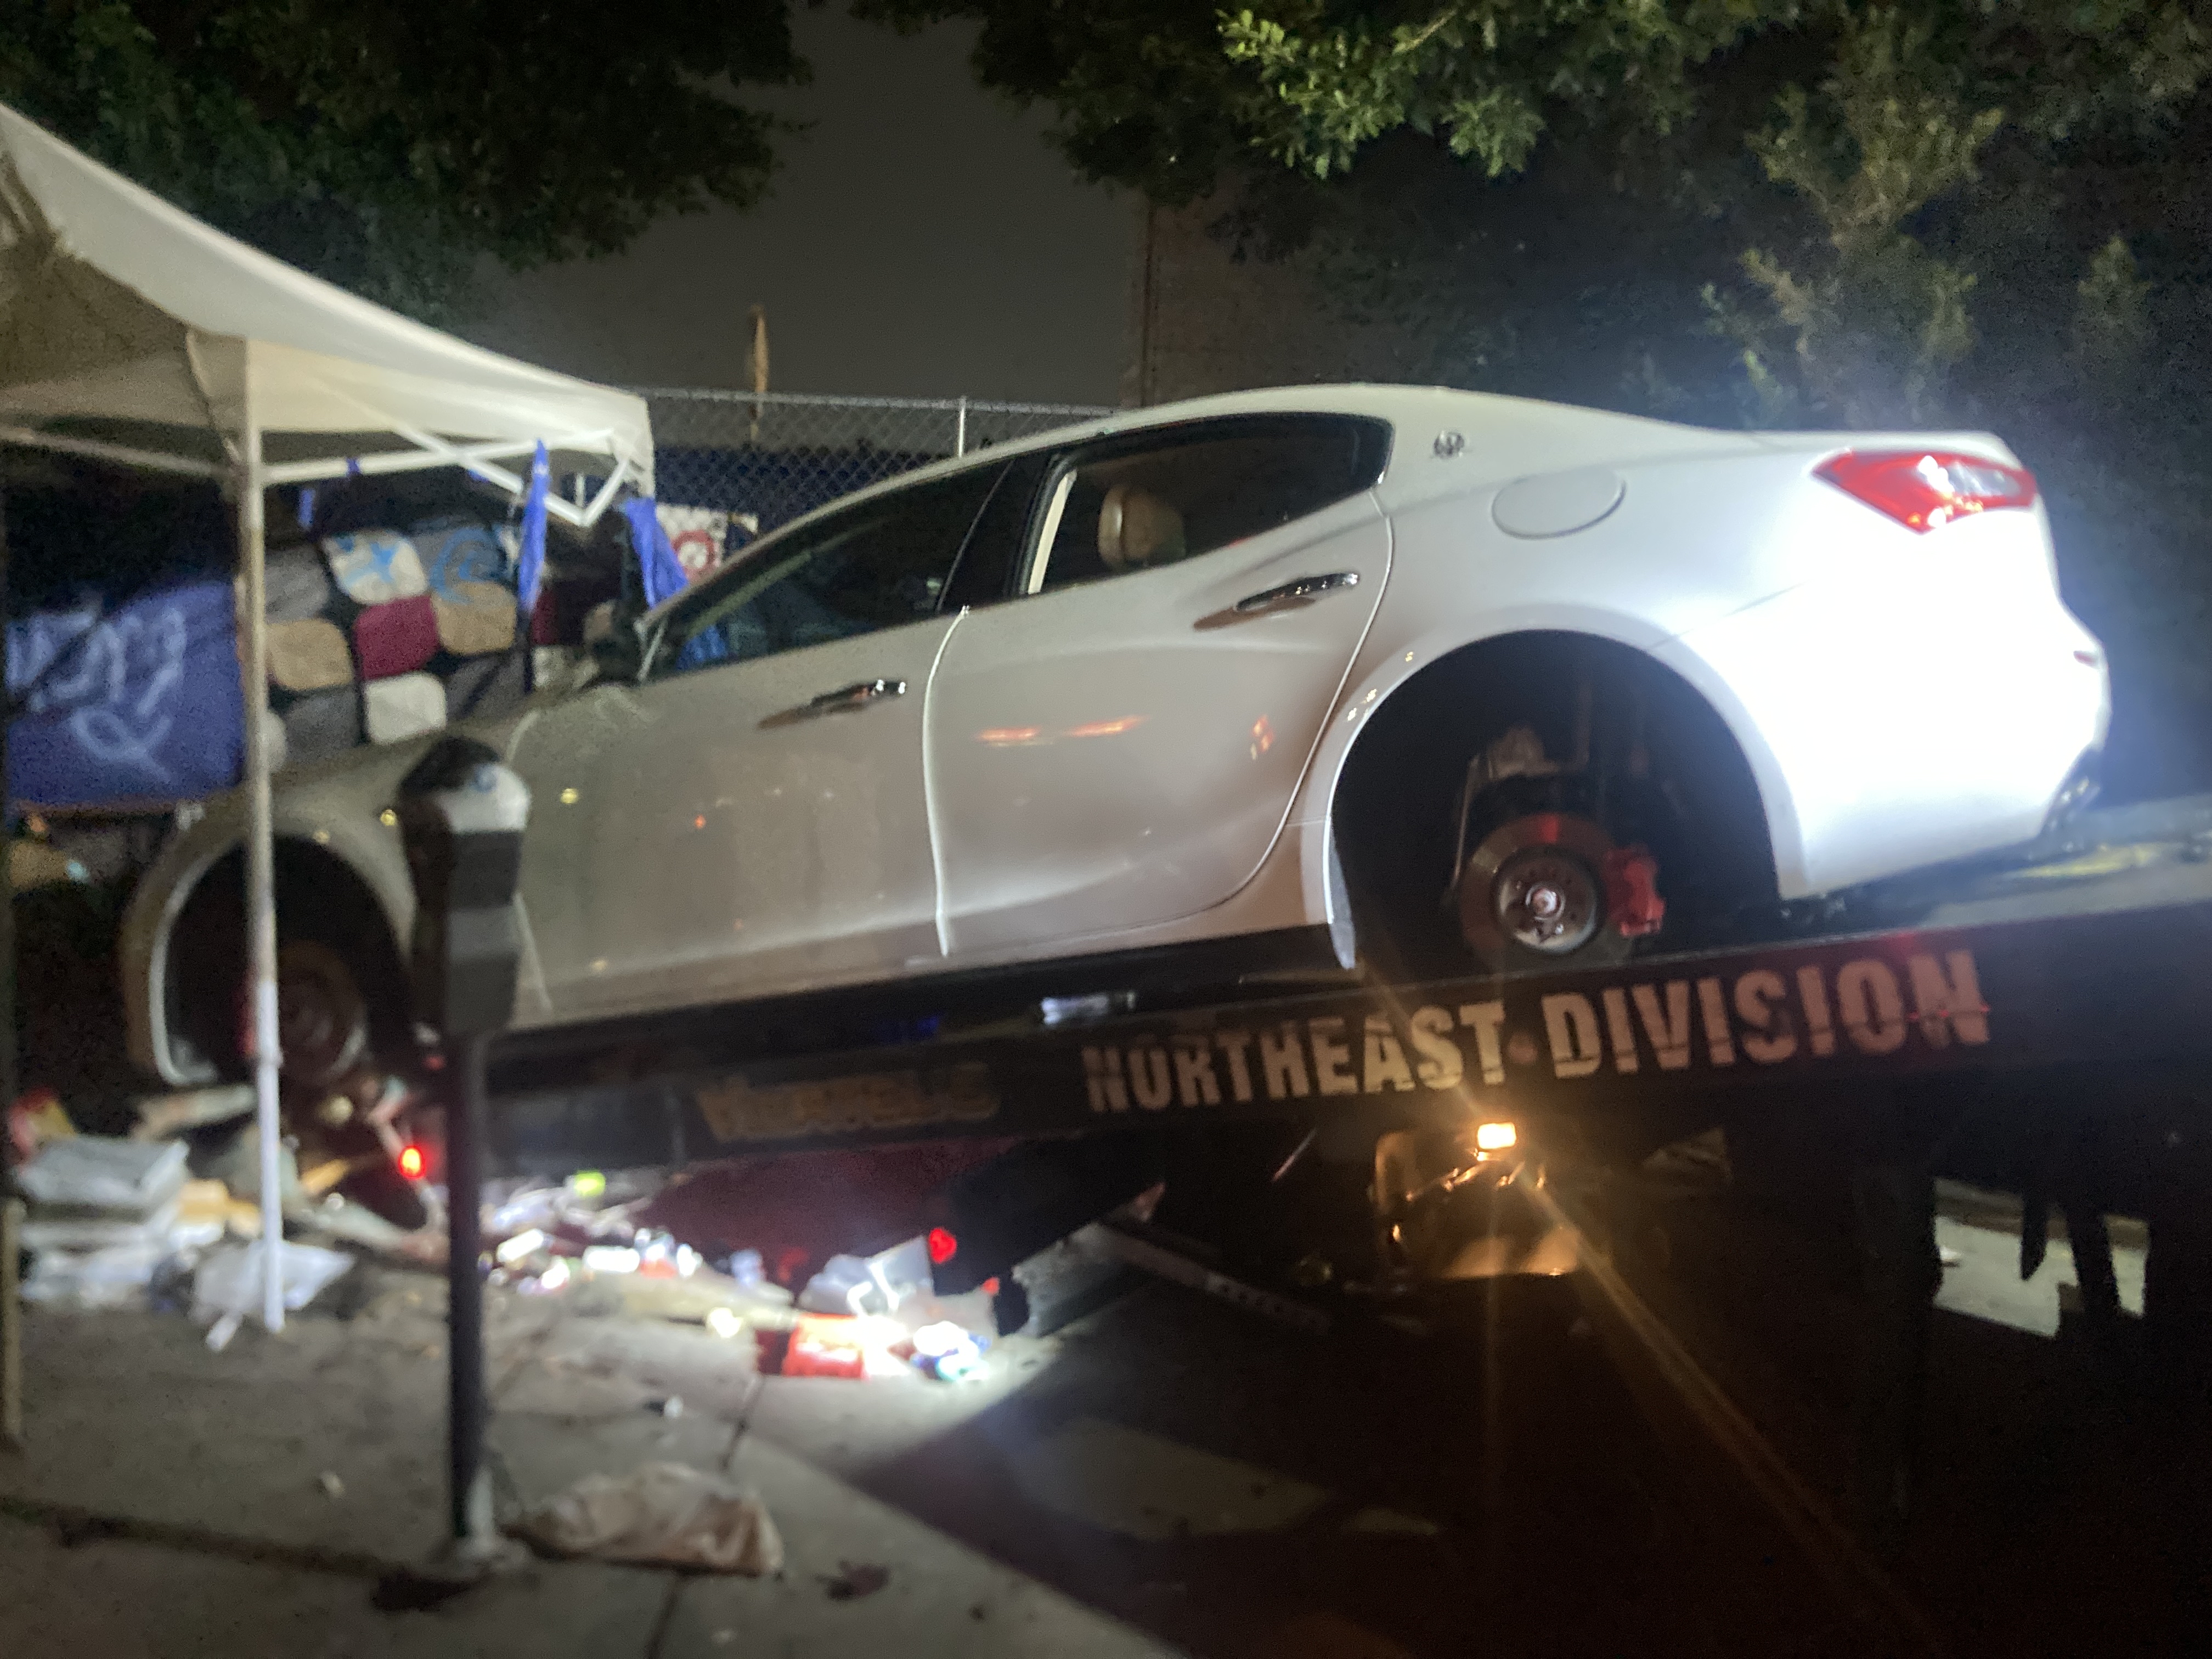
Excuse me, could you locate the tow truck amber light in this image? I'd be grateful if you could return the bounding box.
[1473,1121,1517,1153]
[1816,450,2038,532]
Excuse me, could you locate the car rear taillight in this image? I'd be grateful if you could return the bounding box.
[1816,449,2038,532]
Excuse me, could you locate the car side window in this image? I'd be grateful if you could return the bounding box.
[1028,414,1391,594]
[652,462,1003,677]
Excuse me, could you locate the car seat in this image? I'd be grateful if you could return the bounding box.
[1098,484,1187,572]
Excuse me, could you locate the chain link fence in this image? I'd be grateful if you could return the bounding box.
[639,388,1114,554]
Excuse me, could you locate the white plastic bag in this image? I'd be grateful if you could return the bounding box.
[191,1239,353,1320]
[798,1234,933,1317]
[18,1137,187,1211]
[512,1463,783,1574]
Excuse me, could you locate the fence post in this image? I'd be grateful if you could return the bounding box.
[955,396,969,458]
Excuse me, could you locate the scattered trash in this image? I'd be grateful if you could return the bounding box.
[609,1268,792,1327]
[496,1228,548,1266]
[724,1249,765,1287]
[799,1234,933,1317]
[771,1313,871,1379]
[16,1136,186,1211]
[511,1463,783,1573]
[192,1239,354,1334]
[18,1241,176,1310]
[521,1259,573,1295]
[13,1135,208,1310]
[130,1084,254,1142]
[822,1561,890,1601]
[636,1233,701,1278]
[911,1321,989,1383]
[758,1311,986,1383]
[318,1471,346,1499]
[7,1087,75,1164]
[582,1245,641,1275]
[1939,1244,1963,1268]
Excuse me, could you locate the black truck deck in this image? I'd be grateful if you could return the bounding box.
[483,794,2212,1182]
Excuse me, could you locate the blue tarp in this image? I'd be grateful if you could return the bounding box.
[7,577,245,809]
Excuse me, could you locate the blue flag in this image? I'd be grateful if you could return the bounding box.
[622,498,690,611]
[515,441,551,622]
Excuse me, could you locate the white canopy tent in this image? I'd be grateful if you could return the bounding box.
[1,99,652,1328]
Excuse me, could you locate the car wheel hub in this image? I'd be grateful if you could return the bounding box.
[1459,811,1619,963]
[1493,849,1600,953]
[272,941,369,1091]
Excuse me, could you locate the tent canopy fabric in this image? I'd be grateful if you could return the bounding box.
[0,99,651,501]
[1,97,656,1333]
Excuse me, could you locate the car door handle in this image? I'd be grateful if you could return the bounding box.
[1233,571,1360,613]
[804,678,907,715]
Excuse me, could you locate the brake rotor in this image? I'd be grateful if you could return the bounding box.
[1458,811,1618,964]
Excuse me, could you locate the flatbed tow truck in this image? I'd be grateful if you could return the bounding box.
[467,789,2212,1550]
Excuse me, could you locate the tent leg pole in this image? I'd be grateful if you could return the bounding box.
[236,430,284,1331]
[2,478,18,1449]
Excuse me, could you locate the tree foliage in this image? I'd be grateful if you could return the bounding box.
[874,3,2212,772]
[0,1,806,319]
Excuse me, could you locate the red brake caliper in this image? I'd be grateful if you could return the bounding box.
[1601,845,1666,938]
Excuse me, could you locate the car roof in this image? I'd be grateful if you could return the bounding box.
[640,383,1725,622]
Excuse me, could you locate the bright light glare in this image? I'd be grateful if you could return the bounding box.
[398,1144,426,1178]
[1474,1121,1517,1152]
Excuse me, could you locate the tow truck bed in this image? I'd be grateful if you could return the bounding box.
[484,795,2212,1182]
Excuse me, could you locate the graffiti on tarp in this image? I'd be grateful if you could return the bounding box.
[1077,950,1991,1114]
[5,579,244,806]
[10,601,191,782]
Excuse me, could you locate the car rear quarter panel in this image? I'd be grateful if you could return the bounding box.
[1286,444,1826,900]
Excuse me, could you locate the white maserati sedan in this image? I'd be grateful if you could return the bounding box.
[122,384,2109,1091]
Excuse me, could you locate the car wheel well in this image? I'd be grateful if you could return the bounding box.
[1329,631,1775,968]
[165,839,411,1085]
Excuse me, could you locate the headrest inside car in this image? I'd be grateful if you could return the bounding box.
[1098,484,1187,571]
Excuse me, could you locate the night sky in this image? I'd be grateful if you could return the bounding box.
[460,8,1135,408]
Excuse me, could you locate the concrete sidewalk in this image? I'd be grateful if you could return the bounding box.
[4,1250,1915,1658]
[0,1265,1173,1658]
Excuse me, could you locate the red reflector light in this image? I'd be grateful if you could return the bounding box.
[926,1227,958,1266]
[398,1144,426,1179]
[1816,449,2037,532]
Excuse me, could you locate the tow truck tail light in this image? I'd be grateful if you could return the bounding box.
[1816,450,2037,532]
[926,1227,959,1266]
[398,1144,427,1180]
